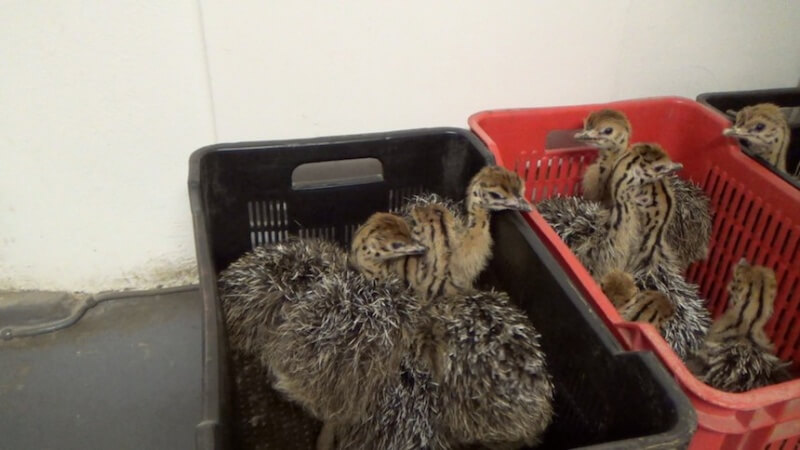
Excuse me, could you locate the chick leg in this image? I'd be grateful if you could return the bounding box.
[316,421,337,450]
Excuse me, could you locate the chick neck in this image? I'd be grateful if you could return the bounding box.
[628,179,677,273]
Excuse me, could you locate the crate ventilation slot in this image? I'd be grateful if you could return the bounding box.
[248,200,289,247]
[343,224,359,243]
[297,227,336,240]
[519,153,592,202]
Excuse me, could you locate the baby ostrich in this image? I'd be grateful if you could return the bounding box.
[423,288,555,450]
[540,144,711,358]
[575,109,712,269]
[601,269,675,333]
[454,165,531,287]
[611,147,710,359]
[572,143,684,279]
[349,212,428,280]
[351,210,554,449]
[689,259,792,392]
[334,354,447,450]
[219,216,430,450]
[724,103,794,176]
[401,203,465,302]
[575,109,631,203]
[398,166,531,300]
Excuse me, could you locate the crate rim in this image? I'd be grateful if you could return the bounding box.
[468,96,800,411]
[189,127,494,182]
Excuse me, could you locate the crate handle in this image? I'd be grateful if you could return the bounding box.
[291,157,384,190]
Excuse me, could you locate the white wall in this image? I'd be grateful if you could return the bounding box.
[1,0,799,291]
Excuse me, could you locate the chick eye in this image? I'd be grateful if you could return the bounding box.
[488,191,503,199]
[391,242,404,249]
[755,123,766,132]
[603,127,613,135]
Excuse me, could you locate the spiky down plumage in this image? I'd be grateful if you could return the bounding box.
[535,195,607,250]
[634,265,711,359]
[403,193,466,223]
[690,339,792,393]
[218,238,346,358]
[538,198,710,359]
[218,238,425,426]
[335,358,449,450]
[426,289,554,448]
[668,176,712,267]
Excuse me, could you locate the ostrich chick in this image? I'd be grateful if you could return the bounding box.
[571,143,683,279]
[350,213,554,449]
[575,109,631,203]
[400,165,531,299]
[349,212,429,280]
[334,359,448,450]
[689,259,792,392]
[601,269,675,333]
[455,166,531,287]
[575,109,712,269]
[219,218,430,450]
[425,289,554,449]
[550,143,710,358]
[352,208,463,301]
[724,103,794,176]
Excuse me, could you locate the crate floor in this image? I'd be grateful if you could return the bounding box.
[0,287,203,450]
[229,351,322,449]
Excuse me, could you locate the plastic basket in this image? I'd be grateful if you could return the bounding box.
[697,87,800,190]
[188,128,695,449]
[469,97,800,449]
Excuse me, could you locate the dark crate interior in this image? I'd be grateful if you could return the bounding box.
[698,88,800,189]
[189,128,694,449]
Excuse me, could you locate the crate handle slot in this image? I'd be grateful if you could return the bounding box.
[291,157,384,190]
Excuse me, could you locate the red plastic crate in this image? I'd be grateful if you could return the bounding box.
[469,97,800,449]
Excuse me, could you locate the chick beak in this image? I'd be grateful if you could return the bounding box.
[723,127,742,138]
[665,163,684,176]
[574,130,594,141]
[399,243,428,256]
[515,196,533,212]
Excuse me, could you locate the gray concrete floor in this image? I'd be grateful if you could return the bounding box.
[0,287,203,450]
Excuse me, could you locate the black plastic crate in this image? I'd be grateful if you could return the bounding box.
[697,87,800,189]
[188,128,696,449]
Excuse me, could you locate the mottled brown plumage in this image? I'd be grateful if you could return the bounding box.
[455,166,531,290]
[574,143,683,279]
[334,357,448,450]
[576,109,631,203]
[349,212,428,281]
[576,109,712,269]
[395,166,531,300]
[601,269,675,333]
[689,259,792,392]
[404,204,464,301]
[689,260,790,392]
